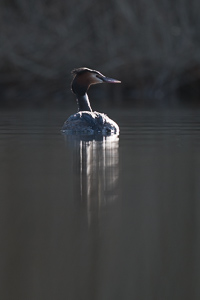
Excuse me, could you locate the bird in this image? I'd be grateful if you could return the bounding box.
[62,67,121,135]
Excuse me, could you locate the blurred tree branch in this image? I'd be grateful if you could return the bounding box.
[1,0,200,100]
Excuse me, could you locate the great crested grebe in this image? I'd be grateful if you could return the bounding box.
[62,67,121,135]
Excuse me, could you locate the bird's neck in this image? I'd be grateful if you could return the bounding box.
[76,93,92,112]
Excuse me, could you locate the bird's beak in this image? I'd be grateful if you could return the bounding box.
[101,76,121,83]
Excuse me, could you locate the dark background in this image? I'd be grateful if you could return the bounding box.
[1,3,200,299]
[1,0,200,108]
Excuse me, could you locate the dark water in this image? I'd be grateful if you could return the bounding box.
[1,109,200,300]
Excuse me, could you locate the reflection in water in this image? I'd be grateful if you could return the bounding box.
[65,135,119,224]
[2,110,200,300]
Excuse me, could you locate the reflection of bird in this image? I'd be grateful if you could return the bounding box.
[62,68,121,135]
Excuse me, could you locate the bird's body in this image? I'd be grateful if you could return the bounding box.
[62,68,121,135]
[62,111,119,135]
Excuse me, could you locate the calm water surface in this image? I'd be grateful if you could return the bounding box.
[0,109,200,300]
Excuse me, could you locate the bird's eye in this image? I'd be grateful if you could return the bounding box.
[96,75,102,80]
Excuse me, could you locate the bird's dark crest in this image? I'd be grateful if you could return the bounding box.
[71,67,99,77]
